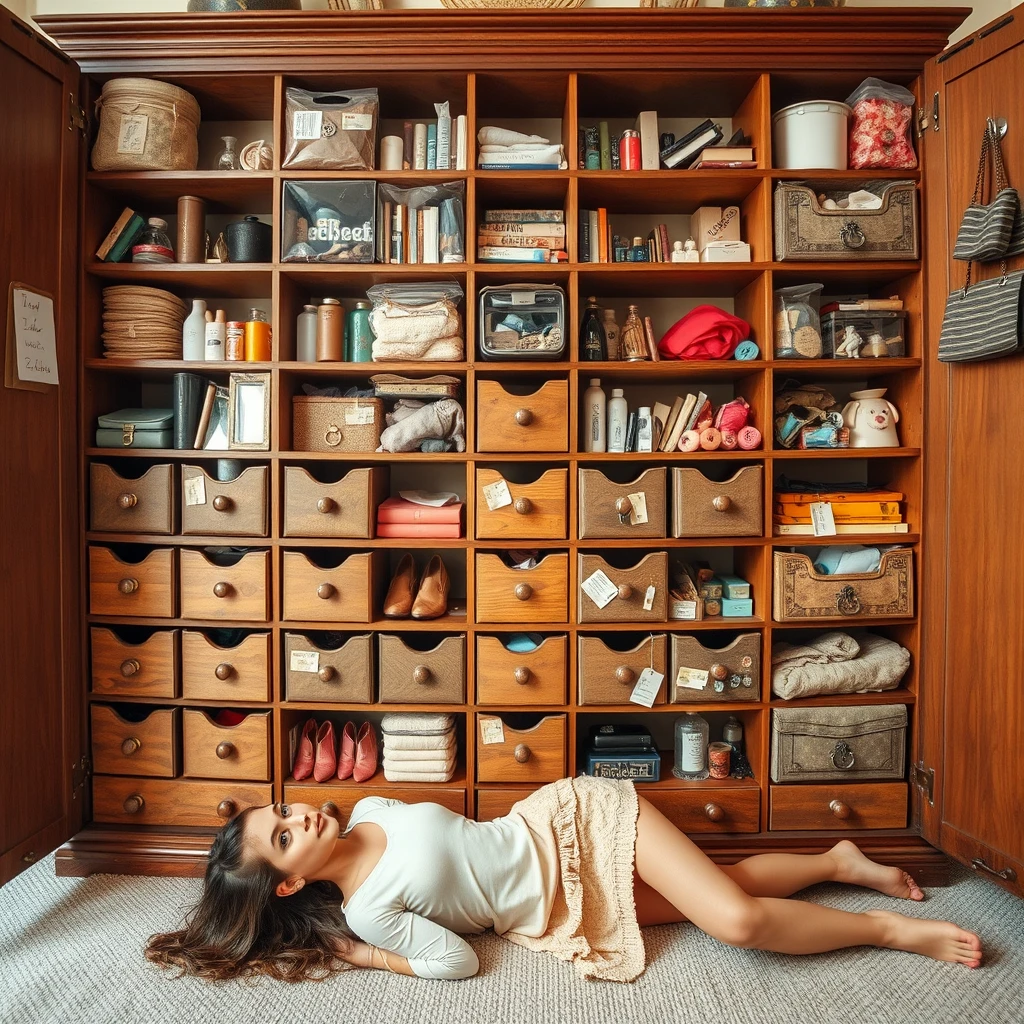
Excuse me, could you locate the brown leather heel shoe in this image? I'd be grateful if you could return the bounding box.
[411,554,450,620]
[383,552,416,618]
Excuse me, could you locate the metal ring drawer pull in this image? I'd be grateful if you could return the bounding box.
[117,492,138,509]
[971,858,1018,883]
[324,425,343,447]
[835,585,861,616]
[120,737,141,757]
[830,741,856,770]
[840,221,866,249]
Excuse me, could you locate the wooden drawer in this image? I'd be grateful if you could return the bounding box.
[182,709,271,781]
[577,551,668,623]
[90,705,180,778]
[90,627,179,698]
[282,550,384,623]
[770,782,908,831]
[180,548,270,621]
[476,635,566,705]
[379,633,465,704]
[285,632,374,703]
[181,629,271,701]
[773,550,914,622]
[577,633,667,704]
[181,464,269,537]
[90,463,175,534]
[671,465,763,538]
[645,788,761,833]
[283,465,388,539]
[475,788,537,821]
[285,785,465,824]
[476,714,565,784]
[669,632,761,702]
[476,379,568,453]
[475,467,568,540]
[92,776,271,827]
[89,546,176,618]
[578,467,667,540]
[475,552,568,623]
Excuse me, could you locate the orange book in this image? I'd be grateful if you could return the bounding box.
[597,207,608,263]
[375,522,462,538]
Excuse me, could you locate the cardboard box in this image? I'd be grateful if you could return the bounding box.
[702,240,751,262]
[690,205,740,251]
[717,574,750,600]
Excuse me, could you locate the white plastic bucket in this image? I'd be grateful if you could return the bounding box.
[772,100,852,170]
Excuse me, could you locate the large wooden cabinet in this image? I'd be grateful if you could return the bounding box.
[1,5,1020,898]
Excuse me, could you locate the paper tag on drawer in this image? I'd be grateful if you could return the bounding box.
[676,666,710,690]
[627,492,648,525]
[183,474,207,506]
[479,717,505,745]
[290,650,319,673]
[581,570,618,609]
[293,110,323,140]
[643,585,656,611]
[482,478,513,511]
[810,501,837,536]
[345,404,377,425]
[630,667,664,707]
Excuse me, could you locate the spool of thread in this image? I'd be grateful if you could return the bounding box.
[317,298,344,361]
[380,135,404,171]
[699,427,722,451]
[177,195,207,264]
[708,742,732,780]
[678,430,701,453]
[734,340,760,361]
[719,429,738,450]
[244,307,272,361]
[737,425,762,450]
[225,321,245,361]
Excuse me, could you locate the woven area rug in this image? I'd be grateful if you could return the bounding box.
[1,853,1022,1024]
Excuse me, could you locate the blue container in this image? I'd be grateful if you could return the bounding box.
[347,300,373,363]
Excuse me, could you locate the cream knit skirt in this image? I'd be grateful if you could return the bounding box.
[501,776,644,982]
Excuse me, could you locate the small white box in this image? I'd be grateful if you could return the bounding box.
[690,205,740,252]
[702,240,751,263]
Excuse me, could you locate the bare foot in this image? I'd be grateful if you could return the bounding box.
[830,839,925,901]
[865,909,982,967]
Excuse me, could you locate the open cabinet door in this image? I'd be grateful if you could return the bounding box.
[921,4,1024,897]
[0,8,83,884]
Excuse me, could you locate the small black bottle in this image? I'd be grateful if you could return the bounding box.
[580,296,607,361]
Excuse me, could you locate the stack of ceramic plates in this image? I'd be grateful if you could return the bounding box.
[102,285,187,359]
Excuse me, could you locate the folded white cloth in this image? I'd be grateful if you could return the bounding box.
[381,711,455,734]
[477,126,549,147]
[383,754,457,774]
[384,766,456,783]
[383,728,456,751]
[479,143,556,153]
[478,144,566,168]
[383,737,457,761]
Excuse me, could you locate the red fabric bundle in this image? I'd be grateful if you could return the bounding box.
[657,305,751,360]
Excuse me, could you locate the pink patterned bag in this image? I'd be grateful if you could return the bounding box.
[845,78,917,170]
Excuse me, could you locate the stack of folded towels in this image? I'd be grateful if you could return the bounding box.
[477,126,567,170]
[381,712,457,783]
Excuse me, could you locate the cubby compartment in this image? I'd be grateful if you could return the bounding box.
[476,633,567,706]
[476,375,569,453]
[476,463,568,541]
[90,461,176,535]
[284,631,375,704]
[664,544,767,625]
[88,543,177,618]
[182,708,271,781]
[577,631,668,705]
[90,625,180,699]
[181,628,271,702]
[281,548,386,623]
[578,464,667,540]
[90,703,180,778]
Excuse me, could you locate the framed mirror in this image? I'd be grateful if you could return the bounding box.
[228,372,271,450]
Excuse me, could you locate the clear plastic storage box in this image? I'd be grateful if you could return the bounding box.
[477,283,566,360]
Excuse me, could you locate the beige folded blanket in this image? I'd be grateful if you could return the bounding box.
[384,766,456,783]
[383,738,457,760]
[383,754,457,774]
[772,631,909,700]
[372,335,464,362]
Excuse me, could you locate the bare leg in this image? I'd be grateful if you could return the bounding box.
[634,796,982,967]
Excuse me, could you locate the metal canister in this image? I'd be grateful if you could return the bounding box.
[619,129,641,171]
[244,307,272,361]
[346,300,373,363]
[176,195,207,264]
[225,321,245,361]
[316,298,344,361]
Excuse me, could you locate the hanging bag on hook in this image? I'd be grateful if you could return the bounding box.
[937,259,1024,363]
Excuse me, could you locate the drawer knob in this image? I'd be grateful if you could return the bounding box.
[514,666,531,685]
[318,665,337,683]
[212,495,233,512]
[118,577,139,595]
[317,583,336,600]
[829,799,851,820]
[120,737,141,757]
[615,665,635,685]
[217,799,236,819]
[213,581,233,598]
[614,496,632,519]
[513,497,533,515]
[513,743,531,764]
[712,494,731,512]
[123,794,145,814]
[514,408,533,426]
[216,741,235,760]
[215,662,234,681]
[119,658,140,678]
[704,802,725,822]
[616,583,633,600]
[514,582,533,601]
[317,497,337,514]
[711,663,729,682]
[413,664,432,685]
[117,492,138,509]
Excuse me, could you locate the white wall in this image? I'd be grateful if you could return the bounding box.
[5,0,30,20]
[22,0,1016,47]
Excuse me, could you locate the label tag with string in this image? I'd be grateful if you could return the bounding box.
[810,501,837,536]
[630,635,664,707]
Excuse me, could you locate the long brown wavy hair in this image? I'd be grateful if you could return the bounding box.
[145,806,355,982]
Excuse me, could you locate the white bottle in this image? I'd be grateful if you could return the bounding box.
[582,378,606,453]
[204,308,226,361]
[607,387,628,453]
[182,298,207,361]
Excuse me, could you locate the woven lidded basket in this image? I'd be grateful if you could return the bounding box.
[92,78,202,172]
[293,396,384,453]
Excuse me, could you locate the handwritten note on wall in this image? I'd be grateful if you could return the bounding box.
[11,287,59,385]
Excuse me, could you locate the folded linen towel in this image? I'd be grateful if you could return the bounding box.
[772,631,910,700]
[383,754,457,774]
[477,126,549,147]
[771,631,861,669]
[383,738,456,761]
[384,766,456,783]
[479,143,558,152]
[381,712,456,735]
[377,398,466,454]
[383,728,456,751]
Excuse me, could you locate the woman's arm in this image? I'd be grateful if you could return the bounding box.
[339,939,417,977]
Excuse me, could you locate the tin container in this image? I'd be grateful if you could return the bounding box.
[244,308,272,362]
[176,195,207,264]
[225,321,245,361]
[346,300,373,363]
[619,129,641,171]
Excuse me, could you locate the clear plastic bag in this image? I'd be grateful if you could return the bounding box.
[283,87,378,170]
[845,78,917,170]
[366,281,465,361]
[377,180,465,264]
[774,283,824,359]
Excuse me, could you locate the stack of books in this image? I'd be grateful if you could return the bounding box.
[691,144,756,170]
[400,105,468,171]
[476,209,567,264]
[773,487,908,536]
[585,725,661,782]
[95,207,146,263]
[652,392,712,452]
[376,496,464,538]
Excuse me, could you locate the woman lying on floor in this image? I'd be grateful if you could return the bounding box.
[146,776,982,982]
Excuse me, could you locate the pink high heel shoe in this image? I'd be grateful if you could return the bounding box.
[337,721,357,781]
[292,717,317,781]
[353,722,379,783]
[313,721,337,783]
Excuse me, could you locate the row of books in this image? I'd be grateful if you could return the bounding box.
[773,487,908,536]
[652,393,713,453]
[376,196,465,265]
[578,212,683,264]
[397,108,469,172]
[376,497,464,539]
[477,208,568,264]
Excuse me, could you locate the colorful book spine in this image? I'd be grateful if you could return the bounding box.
[476,232,566,249]
[477,246,551,263]
[482,210,564,223]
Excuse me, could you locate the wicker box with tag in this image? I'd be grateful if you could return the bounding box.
[771,704,907,783]
[292,396,384,453]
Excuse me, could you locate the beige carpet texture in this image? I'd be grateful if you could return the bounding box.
[1,853,1022,1024]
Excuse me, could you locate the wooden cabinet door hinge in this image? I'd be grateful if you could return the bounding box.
[917,92,940,136]
[71,754,92,799]
[68,92,86,138]
[911,761,935,804]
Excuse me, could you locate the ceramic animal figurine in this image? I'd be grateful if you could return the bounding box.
[841,388,900,447]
